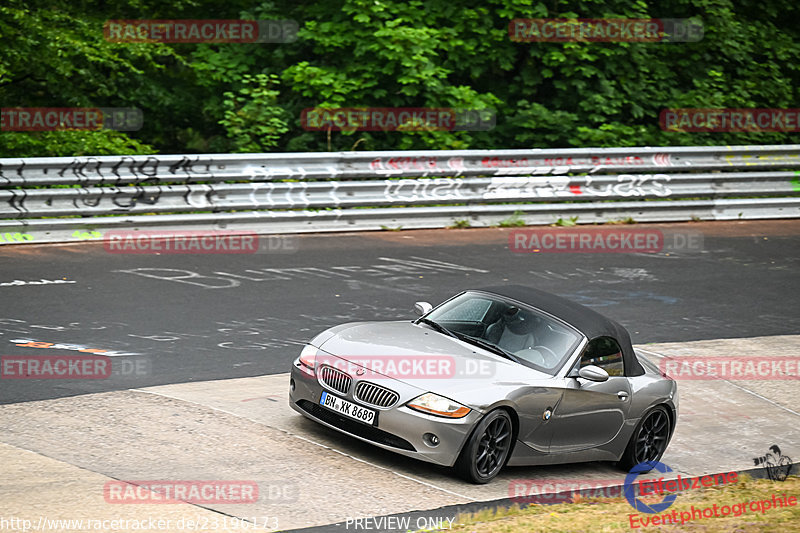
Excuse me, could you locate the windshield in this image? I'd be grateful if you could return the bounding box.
[424,291,583,375]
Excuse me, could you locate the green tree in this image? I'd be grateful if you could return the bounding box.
[220,73,289,152]
[1,0,799,156]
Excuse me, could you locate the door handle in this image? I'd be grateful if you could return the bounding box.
[617,391,629,400]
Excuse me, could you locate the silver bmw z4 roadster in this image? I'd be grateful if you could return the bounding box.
[289,285,678,483]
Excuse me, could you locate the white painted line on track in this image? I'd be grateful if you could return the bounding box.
[635,348,668,359]
[636,347,800,418]
[132,387,478,502]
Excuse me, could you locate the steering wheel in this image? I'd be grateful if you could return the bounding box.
[515,348,546,366]
[533,345,559,365]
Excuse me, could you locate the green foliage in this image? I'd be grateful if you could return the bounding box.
[498,211,526,227]
[0,130,154,157]
[449,218,472,229]
[0,0,187,155]
[220,74,289,152]
[552,216,579,227]
[1,0,799,156]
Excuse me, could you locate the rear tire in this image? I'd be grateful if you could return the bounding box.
[454,409,513,484]
[618,406,671,472]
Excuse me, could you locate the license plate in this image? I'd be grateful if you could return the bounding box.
[319,391,377,426]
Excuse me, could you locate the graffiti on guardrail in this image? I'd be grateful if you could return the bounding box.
[0,232,33,243]
[112,186,162,209]
[4,168,798,219]
[245,164,340,180]
[382,178,467,201]
[5,174,673,215]
[4,170,774,218]
[723,154,800,166]
[583,174,672,196]
[72,230,103,240]
[1,155,217,183]
[57,156,155,182]
[480,155,653,168]
[367,154,670,177]
[2,147,800,184]
[484,176,571,198]
[377,174,673,202]
[1,147,798,240]
[57,157,106,181]
[167,156,214,178]
[51,156,214,184]
[369,156,466,176]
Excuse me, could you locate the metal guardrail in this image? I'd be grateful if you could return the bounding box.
[1,145,799,244]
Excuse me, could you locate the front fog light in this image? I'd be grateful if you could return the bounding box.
[423,433,440,447]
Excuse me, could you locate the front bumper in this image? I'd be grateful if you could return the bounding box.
[289,357,481,467]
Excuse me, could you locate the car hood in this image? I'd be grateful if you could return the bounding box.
[317,320,551,399]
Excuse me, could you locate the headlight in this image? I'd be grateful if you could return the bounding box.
[407,393,471,418]
[298,344,317,376]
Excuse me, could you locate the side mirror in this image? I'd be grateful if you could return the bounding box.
[414,301,433,316]
[577,365,609,382]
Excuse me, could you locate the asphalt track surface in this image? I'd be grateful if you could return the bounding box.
[1,220,799,532]
[1,220,799,405]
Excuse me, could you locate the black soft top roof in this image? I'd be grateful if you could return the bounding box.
[476,284,645,376]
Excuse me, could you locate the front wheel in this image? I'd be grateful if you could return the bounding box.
[454,409,513,484]
[618,406,671,472]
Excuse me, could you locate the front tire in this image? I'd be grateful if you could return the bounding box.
[455,409,513,484]
[618,406,671,472]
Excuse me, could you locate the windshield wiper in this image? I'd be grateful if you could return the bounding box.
[416,317,457,338]
[456,333,522,364]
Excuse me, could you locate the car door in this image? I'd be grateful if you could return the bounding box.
[547,336,632,453]
[514,383,565,453]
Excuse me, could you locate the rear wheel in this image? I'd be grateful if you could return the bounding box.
[455,409,513,484]
[618,406,671,472]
